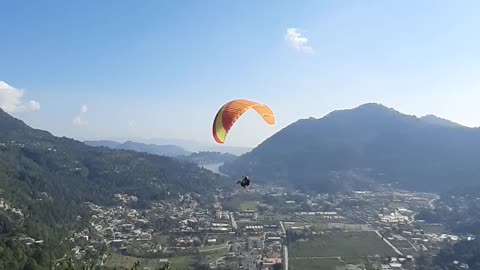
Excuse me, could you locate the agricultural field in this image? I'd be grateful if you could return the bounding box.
[324,223,373,231]
[296,215,346,224]
[388,234,418,254]
[258,214,293,222]
[239,201,257,211]
[202,247,230,263]
[283,221,312,229]
[389,201,410,209]
[236,220,264,226]
[155,234,170,245]
[419,223,448,234]
[290,258,344,270]
[105,252,196,270]
[221,192,263,212]
[289,231,398,258]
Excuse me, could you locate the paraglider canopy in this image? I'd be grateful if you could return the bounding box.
[212,99,275,144]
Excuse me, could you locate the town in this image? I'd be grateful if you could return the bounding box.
[48,181,473,270]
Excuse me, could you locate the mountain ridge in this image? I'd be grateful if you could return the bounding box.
[420,114,466,128]
[84,140,191,157]
[220,103,480,193]
[84,138,251,156]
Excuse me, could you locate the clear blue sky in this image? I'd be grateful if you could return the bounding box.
[1,0,479,147]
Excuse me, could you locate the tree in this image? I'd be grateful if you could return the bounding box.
[131,261,141,270]
[23,258,40,270]
[272,263,283,270]
[0,213,12,234]
[190,263,208,270]
[32,248,48,266]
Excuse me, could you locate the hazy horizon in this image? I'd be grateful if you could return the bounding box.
[2,1,480,147]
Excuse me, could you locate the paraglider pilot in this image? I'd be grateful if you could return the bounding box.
[236,176,250,188]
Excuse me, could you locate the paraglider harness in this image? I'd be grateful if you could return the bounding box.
[236,176,250,188]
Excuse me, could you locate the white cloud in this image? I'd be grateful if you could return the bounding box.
[72,105,88,126]
[72,116,88,126]
[0,81,41,113]
[128,120,135,128]
[28,100,41,111]
[285,28,314,53]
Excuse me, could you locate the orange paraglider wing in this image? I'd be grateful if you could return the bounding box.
[212,99,275,144]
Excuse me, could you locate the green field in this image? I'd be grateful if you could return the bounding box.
[297,215,337,223]
[199,243,229,252]
[105,252,196,270]
[240,201,257,211]
[420,223,447,234]
[289,231,398,258]
[389,202,409,209]
[283,221,312,229]
[221,192,263,211]
[156,234,170,245]
[290,257,370,270]
[325,223,372,231]
[296,215,365,225]
[258,214,292,222]
[202,248,230,262]
[290,258,344,270]
[237,220,264,225]
[311,223,330,230]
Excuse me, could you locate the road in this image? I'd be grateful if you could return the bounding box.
[289,256,341,260]
[284,246,289,270]
[199,243,231,253]
[428,197,438,209]
[406,238,419,252]
[231,213,237,229]
[280,221,286,235]
[374,230,403,256]
[216,256,226,264]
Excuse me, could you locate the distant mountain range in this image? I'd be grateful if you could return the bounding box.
[84,140,191,157]
[221,103,480,193]
[86,137,252,155]
[84,140,239,166]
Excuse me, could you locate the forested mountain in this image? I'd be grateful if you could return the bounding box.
[84,140,191,157]
[416,238,480,270]
[221,103,480,193]
[85,138,252,156]
[417,186,480,236]
[126,138,252,155]
[84,141,238,165]
[0,108,228,269]
[416,188,480,270]
[82,140,121,148]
